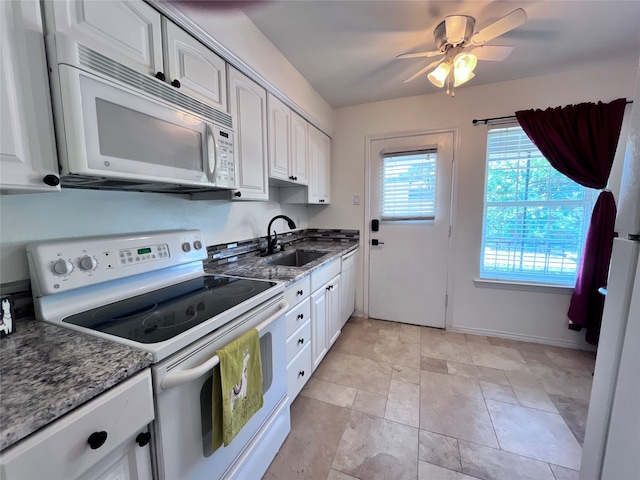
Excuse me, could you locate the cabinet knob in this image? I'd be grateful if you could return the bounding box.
[155,71,166,81]
[297,290,303,296]
[297,313,304,320]
[298,338,304,345]
[293,176,298,180]
[87,431,108,449]
[299,370,305,377]
[234,191,242,197]
[171,79,181,88]
[136,431,151,447]
[42,174,60,186]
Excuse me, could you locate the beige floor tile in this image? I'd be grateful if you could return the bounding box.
[421,356,449,374]
[300,378,358,408]
[332,333,377,360]
[419,461,479,480]
[467,343,531,372]
[332,410,419,480]
[385,380,420,427]
[479,381,519,405]
[373,337,422,368]
[399,324,423,344]
[465,333,492,345]
[327,469,361,480]
[419,429,462,471]
[422,328,468,345]
[264,396,350,480]
[528,363,593,402]
[487,336,547,352]
[549,394,589,444]
[447,361,509,385]
[486,399,582,470]
[459,440,555,480]
[353,390,387,418]
[392,364,421,384]
[421,336,473,364]
[549,464,579,480]
[314,351,393,395]
[420,371,499,448]
[505,370,544,388]
[542,347,596,372]
[511,385,558,413]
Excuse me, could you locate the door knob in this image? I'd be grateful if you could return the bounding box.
[371,239,384,246]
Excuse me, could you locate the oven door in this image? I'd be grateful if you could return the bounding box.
[151,296,289,480]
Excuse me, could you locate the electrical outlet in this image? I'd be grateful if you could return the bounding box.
[353,195,360,206]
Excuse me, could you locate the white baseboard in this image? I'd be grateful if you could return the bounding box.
[450,325,596,351]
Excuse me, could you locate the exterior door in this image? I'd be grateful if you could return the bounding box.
[367,131,454,327]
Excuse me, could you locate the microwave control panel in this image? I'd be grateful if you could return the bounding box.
[27,230,207,296]
[214,127,235,189]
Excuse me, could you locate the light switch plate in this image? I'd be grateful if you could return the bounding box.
[353,195,360,205]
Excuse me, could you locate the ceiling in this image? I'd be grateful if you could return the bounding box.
[241,0,640,108]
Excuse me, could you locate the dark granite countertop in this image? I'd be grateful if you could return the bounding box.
[205,240,358,285]
[0,319,153,451]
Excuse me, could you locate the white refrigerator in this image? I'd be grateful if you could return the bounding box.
[580,61,640,480]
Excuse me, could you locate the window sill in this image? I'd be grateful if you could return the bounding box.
[473,278,574,294]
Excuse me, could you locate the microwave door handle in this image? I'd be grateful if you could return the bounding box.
[206,123,217,184]
[158,300,289,391]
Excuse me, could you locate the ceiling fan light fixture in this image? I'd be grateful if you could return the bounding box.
[453,52,477,85]
[444,16,468,45]
[427,62,451,88]
[454,71,475,87]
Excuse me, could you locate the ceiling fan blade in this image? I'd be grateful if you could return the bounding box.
[471,45,514,61]
[471,8,527,46]
[396,50,443,60]
[403,59,442,83]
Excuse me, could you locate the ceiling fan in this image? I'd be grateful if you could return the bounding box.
[397,8,527,95]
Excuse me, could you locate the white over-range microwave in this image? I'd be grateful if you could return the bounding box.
[46,37,235,193]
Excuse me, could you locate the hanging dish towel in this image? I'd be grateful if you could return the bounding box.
[216,328,263,446]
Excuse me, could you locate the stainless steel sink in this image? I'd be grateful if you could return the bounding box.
[267,250,327,267]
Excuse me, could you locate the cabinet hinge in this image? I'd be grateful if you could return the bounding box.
[448,225,452,238]
[445,294,448,308]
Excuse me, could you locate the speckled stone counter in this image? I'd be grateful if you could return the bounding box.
[0,319,153,451]
[205,240,358,284]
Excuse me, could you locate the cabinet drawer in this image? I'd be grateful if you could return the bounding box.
[287,343,312,403]
[0,370,154,480]
[286,319,311,364]
[285,296,310,337]
[284,276,311,309]
[311,258,340,292]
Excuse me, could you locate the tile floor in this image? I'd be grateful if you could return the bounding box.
[264,317,595,480]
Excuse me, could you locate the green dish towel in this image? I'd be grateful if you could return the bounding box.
[216,328,264,446]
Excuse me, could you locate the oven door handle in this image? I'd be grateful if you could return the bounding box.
[159,300,289,391]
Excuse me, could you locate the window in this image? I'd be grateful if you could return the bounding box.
[381,150,437,221]
[480,126,597,286]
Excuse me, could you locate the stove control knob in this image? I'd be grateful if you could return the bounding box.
[193,240,203,250]
[52,258,73,276]
[78,255,98,272]
[182,242,191,252]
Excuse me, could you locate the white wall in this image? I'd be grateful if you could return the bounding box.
[314,60,638,349]
[0,187,307,282]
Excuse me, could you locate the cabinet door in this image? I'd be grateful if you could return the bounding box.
[45,0,163,76]
[311,288,328,371]
[267,93,290,181]
[328,274,342,346]
[318,131,331,203]
[290,111,309,185]
[228,67,269,200]
[0,0,59,193]
[307,126,322,203]
[340,251,357,326]
[163,20,227,112]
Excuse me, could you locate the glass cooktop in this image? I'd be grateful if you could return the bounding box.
[63,275,277,343]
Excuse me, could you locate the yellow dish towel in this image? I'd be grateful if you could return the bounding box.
[215,328,263,446]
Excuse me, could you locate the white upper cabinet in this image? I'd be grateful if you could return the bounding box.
[228,66,269,201]
[44,0,164,77]
[267,93,291,181]
[1,0,59,194]
[267,93,309,186]
[290,111,309,185]
[308,125,330,204]
[163,19,227,112]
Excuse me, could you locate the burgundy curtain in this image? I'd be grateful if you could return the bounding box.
[515,98,627,345]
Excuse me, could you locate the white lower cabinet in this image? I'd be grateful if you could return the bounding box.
[284,282,312,403]
[340,249,358,326]
[0,370,154,480]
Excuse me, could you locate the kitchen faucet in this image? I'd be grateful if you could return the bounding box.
[266,215,297,255]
